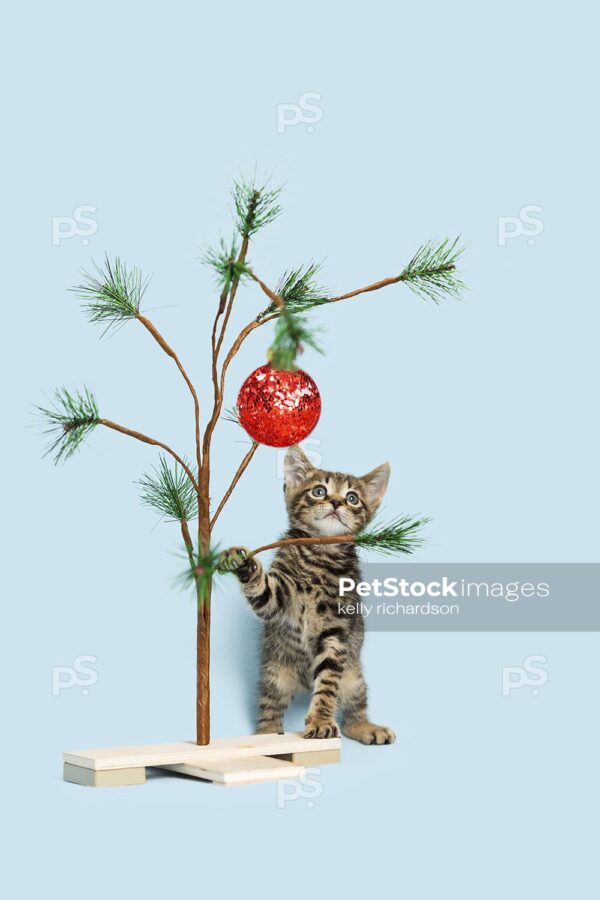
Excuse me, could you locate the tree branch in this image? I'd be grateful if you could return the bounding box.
[248,534,355,557]
[203,240,252,459]
[99,418,198,489]
[180,517,196,569]
[218,317,273,396]
[217,269,396,394]
[210,441,258,529]
[137,314,202,482]
[213,267,416,417]
[251,270,404,311]
[244,513,429,560]
[209,284,231,407]
[247,270,284,309]
[327,276,402,303]
[211,184,265,374]
[214,237,249,361]
[208,258,402,457]
[201,254,456,540]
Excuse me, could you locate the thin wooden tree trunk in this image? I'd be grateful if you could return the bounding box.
[196,478,212,745]
[196,591,211,745]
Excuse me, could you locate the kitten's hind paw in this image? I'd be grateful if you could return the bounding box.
[255,723,285,736]
[304,719,340,740]
[342,721,396,745]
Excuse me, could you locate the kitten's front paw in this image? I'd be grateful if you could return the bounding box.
[218,547,259,583]
[304,718,340,740]
[342,721,396,745]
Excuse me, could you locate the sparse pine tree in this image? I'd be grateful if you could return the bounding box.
[36,175,466,745]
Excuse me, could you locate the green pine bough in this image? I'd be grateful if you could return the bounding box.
[37,387,100,463]
[35,174,466,745]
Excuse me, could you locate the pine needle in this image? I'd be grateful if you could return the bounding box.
[355,514,430,556]
[176,546,221,606]
[74,255,149,333]
[222,405,241,426]
[36,386,100,464]
[200,237,248,292]
[136,455,197,522]
[399,237,466,304]
[232,176,283,238]
[268,307,324,371]
[258,262,329,319]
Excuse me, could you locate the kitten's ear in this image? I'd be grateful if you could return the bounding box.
[361,463,391,508]
[284,445,314,490]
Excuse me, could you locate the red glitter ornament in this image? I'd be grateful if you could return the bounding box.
[237,364,321,447]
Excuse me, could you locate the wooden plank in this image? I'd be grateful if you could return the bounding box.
[63,763,146,787]
[64,732,341,771]
[274,748,340,766]
[158,755,305,785]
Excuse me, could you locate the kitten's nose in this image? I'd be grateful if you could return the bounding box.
[330,499,342,509]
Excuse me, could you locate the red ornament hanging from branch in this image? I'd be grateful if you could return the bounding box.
[237,273,323,447]
[237,364,321,447]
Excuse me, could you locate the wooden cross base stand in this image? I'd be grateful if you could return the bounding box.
[63,731,341,787]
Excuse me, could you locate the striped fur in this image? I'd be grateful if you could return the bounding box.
[221,445,396,745]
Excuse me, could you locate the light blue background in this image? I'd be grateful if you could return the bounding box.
[2,1,598,897]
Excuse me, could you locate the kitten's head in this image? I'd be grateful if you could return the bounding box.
[283,445,390,537]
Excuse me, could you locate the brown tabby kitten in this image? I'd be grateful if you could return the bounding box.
[220,445,395,745]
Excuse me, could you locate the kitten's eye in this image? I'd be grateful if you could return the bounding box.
[311,485,327,498]
[346,491,360,506]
